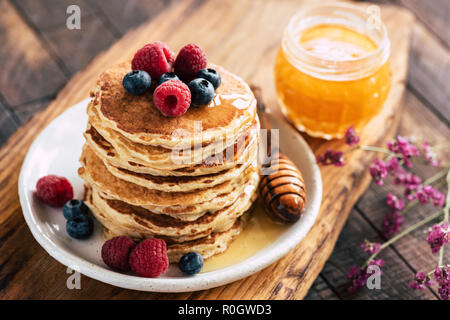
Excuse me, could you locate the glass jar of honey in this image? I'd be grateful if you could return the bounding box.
[274,3,391,139]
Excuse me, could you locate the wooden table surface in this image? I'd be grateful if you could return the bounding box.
[0,0,448,300]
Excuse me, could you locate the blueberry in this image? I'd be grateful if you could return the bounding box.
[158,72,180,85]
[66,215,94,239]
[63,199,89,220]
[123,70,151,95]
[196,68,221,90]
[179,252,204,275]
[188,78,215,107]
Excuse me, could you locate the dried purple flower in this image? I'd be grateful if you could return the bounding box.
[394,171,422,187]
[434,265,450,300]
[426,222,450,254]
[344,125,360,146]
[348,265,368,294]
[316,149,345,167]
[424,185,445,207]
[369,158,388,185]
[409,185,445,206]
[347,259,385,294]
[386,193,405,211]
[360,240,381,255]
[422,141,441,167]
[386,136,420,167]
[382,210,405,238]
[409,272,434,290]
[386,157,400,172]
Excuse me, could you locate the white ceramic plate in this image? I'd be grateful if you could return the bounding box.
[18,98,322,292]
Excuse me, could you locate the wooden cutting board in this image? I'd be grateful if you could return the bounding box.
[0,0,413,299]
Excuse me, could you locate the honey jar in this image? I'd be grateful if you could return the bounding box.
[274,3,391,139]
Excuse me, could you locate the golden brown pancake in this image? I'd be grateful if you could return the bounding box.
[80,62,260,263]
[90,63,257,147]
[87,182,257,239]
[79,145,259,207]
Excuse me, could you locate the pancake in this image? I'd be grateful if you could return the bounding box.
[102,214,250,263]
[102,139,257,192]
[101,181,249,220]
[90,63,257,147]
[84,117,259,175]
[79,145,259,207]
[80,61,260,265]
[87,180,257,239]
[87,101,257,169]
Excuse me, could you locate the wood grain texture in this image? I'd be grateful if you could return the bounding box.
[41,18,117,74]
[397,0,450,48]
[353,90,450,298]
[12,98,52,124]
[86,0,182,35]
[408,22,450,124]
[307,89,450,299]
[0,0,67,106]
[0,0,414,299]
[319,209,436,299]
[12,0,95,31]
[0,101,20,146]
[304,275,340,300]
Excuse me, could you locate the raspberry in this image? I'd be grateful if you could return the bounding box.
[132,41,175,79]
[129,238,168,278]
[153,80,191,117]
[36,175,74,207]
[102,236,136,272]
[174,43,207,82]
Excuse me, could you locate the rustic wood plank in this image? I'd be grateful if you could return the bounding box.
[397,0,450,48]
[13,98,52,124]
[0,101,20,146]
[0,0,67,107]
[355,89,450,298]
[86,0,181,35]
[0,0,413,299]
[41,18,117,74]
[319,209,437,299]
[304,275,340,300]
[12,0,95,31]
[362,1,449,123]
[407,21,450,124]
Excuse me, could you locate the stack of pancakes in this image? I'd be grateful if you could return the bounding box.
[79,62,260,262]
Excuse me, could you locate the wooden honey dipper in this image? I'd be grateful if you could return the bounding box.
[251,86,307,223]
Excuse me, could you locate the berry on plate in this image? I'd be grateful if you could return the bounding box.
[129,238,169,278]
[158,72,180,85]
[36,175,73,207]
[102,236,136,272]
[174,43,207,82]
[188,78,215,106]
[131,41,175,79]
[63,199,89,220]
[66,214,94,240]
[153,80,191,117]
[179,252,204,275]
[123,70,151,95]
[197,68,221,89]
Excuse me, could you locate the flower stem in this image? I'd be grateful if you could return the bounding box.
[359,145,395,156]
[399,169,448,216]
[438,169,450,266]
[425,167,449,185]
[362,210,444,268]
[433,141,450,151]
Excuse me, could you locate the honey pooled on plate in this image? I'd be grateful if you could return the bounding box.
[274,3,391,139]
